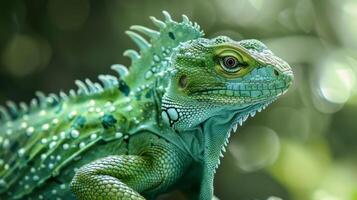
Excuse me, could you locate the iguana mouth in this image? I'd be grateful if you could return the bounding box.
[190,86,287,98]
[189,79,288,96]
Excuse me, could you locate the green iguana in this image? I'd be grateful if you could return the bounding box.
[0,11,293,200]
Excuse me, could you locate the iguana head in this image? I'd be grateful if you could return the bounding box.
[161,36,293,130]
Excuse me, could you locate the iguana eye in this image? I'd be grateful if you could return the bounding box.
[220,56,240,73]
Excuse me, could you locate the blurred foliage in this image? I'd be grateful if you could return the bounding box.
[1,0,357,199]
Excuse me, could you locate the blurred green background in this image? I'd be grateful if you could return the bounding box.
[1,0,357,199]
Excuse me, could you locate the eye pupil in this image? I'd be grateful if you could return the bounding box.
[224,56,237,68]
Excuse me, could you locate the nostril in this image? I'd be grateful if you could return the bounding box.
[274,69,280,76]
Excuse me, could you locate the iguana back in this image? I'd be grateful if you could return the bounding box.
[0,11,203,199]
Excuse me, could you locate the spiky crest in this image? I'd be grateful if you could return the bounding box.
[0,11,203,124]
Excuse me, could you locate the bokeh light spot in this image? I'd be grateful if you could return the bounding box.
[229,126,280,172]
[333,0,357,49]
[318,55,356,104]
[2,34,52,77]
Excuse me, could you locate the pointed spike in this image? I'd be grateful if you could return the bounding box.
[238,118,243,126]
[243,114,249,122]
[162,10,172,22]
[98,75,111,89]
[182,14,190,24]
[19,102,28,113]
[49,93,59,103]
[111,64,129,78]
[105,75,119,87]
[30,98,38,110]
[98,75,118,89]
[69,89,76,97]
[0,106,10,121]
[123,49,141,61]
[225,136,229,143]
[94,83,103,92]
[59,91,68,100]
[75,80,89,95]
[35,91,47,107]
[85,79,97,93]
[125,31,151,51]
[222,146,226,152]
[250,111,256,117]
[149,16,166,29]
[233,124,238,132]
[130,25,159,39]
[6,101,18,114]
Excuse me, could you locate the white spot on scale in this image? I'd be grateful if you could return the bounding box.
[62,143,70,150]
[33,175,39,181]
[6,129,12,135]
[70,129,80,138]
[26,127,35,136]
[18,148,26,157]
[42,123,50,131]
[90,133,97,140]
[48,163,54,169]
[109,106,116,112]
[79,142,86,149]
[21,122,28,129]
[89,100,96,106]
[49,141,57,149]
[68,111,77,119]
[115,132,123,138]
[60,131,66,139]
[60,183,66,189]
[52,189,57,194]
[41,138,48,144]
[3,139,10,149]
[41,154,46,160]
[0,179,6,186]
[39,110,46,116]
[52,118,59,124]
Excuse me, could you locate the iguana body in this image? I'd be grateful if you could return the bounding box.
[0,11,293,200]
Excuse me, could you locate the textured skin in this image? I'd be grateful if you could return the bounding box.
[0,11,293,200]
